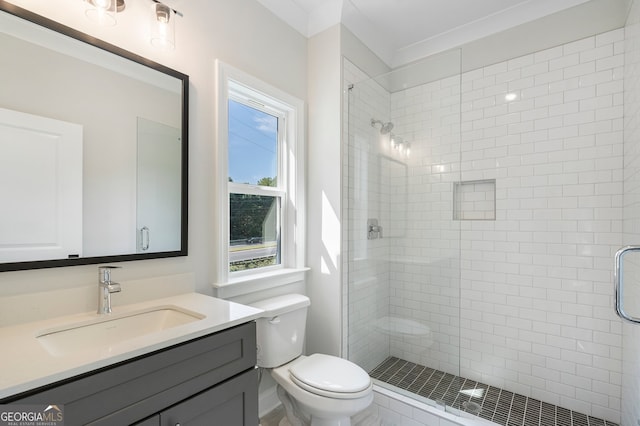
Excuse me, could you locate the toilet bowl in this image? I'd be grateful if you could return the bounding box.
[272,354,373,425]
[250,294,373,426]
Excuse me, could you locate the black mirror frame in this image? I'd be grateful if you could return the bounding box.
[0,1,189,272]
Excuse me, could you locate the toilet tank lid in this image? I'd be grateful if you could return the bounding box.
[248,294,310,317]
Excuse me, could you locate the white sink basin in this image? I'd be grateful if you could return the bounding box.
[36,306,205,356]
[0,293,265,399]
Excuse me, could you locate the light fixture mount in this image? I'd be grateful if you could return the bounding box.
[155,3,171,23]
[86,0,126,13]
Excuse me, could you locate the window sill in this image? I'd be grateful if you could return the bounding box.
[211,267,310,299]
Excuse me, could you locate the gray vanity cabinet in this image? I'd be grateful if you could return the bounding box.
[134,369,257,426]
[1,322,258,426]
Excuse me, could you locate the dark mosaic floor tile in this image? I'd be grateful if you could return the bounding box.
[416,385,432,398]
[480,411,495,420]
[368,357,617,426]
[407,383,425,393]
[524,399,541,424]
[482,404,498,415]
[508,396,525,425]
[556,410,572,426]
[573,412,589,424]
[540,414,555,425]
[507,412,524,426]
[513,393,527,405]
[492,414,508,426]
[541,402,555,423]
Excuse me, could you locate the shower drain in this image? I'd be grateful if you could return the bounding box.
[462,401,482,415]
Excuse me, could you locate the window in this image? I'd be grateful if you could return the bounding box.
[215,61,305,289]
[228,98,282,272]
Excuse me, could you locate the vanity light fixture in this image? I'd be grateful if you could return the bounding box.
[390,134,399,149]
[150,0,179,50]
[390,133,411,157]
[83,0,183,50]
[84,0,125,26]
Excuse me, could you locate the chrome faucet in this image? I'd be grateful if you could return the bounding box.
[98,266,121,314]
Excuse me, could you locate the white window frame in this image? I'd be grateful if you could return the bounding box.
[213,61,306,297]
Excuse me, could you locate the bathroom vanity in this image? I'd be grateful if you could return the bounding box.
[0,293,263,426]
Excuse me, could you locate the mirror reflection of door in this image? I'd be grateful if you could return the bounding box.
[136,118,181,253]
[0,108,83,262]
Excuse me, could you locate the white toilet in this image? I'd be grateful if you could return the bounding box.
[250,294,373,426]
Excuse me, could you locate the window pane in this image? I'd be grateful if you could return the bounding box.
[228,99,278,186]
[229,193,280,272]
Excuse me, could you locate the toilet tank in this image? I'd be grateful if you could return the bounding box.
[249,294,310,368]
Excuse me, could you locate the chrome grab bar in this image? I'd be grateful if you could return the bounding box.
[614,245,640,324]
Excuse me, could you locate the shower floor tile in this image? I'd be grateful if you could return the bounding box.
[369,357,618,426]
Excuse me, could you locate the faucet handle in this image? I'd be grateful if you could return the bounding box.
[107,282,122,293]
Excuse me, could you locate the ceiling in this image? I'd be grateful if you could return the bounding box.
[254,0,603,67]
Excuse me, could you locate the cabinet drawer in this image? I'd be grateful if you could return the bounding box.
[4,322,256,426]
[161,368,258,426]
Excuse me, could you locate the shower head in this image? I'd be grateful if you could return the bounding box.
[380,121,394,134]
[371,118,394,135]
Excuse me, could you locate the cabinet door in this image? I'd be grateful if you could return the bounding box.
[160,369,258,426]
[4,322,256,426]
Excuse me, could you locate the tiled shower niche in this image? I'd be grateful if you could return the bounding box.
[453,179,496,220]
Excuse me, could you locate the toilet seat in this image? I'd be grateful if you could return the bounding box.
[289,354,372,399]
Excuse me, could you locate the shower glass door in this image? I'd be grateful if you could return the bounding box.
[344,48,464,407]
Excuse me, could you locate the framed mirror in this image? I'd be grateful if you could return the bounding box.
[0,2,189,272]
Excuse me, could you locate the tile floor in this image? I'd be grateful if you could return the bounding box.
[259,406,285,426]
[369,357,619,426]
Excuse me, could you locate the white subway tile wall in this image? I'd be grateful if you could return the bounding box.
[388,70,463,378]
[458,29,623,423]
[345,27,627,425]
[372,387,487,426]
[622,2,640,425]
[261,388,475,426]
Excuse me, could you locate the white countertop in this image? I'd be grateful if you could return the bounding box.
[0,293,264,399]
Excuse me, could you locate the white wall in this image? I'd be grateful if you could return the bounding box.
[306,25,343,357]
[304,23,392,359]
[0,0,307,305]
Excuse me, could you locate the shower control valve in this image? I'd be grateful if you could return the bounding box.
[367,218,383,240]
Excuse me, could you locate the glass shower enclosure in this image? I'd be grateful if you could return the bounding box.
[344,21,630,425]
[344,49,466,411]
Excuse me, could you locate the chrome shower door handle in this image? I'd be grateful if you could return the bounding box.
[614,245,640,324]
